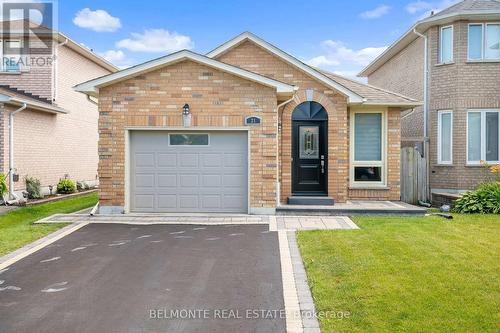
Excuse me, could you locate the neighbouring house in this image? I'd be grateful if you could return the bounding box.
[359,0,500,200]
[0,20,117,198]
[75,32,420,214]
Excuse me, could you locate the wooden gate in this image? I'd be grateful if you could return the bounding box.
[401,147,428,204]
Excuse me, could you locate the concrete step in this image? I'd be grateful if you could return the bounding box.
[287,196,334,206]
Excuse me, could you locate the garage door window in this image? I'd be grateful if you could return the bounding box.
[169,134,209,146]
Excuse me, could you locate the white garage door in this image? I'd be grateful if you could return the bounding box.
[130,131,248,213]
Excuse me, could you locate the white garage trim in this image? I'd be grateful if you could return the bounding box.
[124,127,251,214]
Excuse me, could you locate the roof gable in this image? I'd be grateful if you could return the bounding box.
[74,50,296,98]
[359,0,500,77]
[207,32,364,103]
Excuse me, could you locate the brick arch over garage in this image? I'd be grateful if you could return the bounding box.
[279,88,349,203]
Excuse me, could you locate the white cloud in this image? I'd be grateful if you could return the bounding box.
[73,8,121,32]
[99,49,125,63]
[98,49,134,68]
[308,40,387,67]
[307,40,387,79]
[116,29,194,53]
[360,5,391,19]
[406,0,461,19]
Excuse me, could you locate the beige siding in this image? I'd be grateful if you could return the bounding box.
[2,44,111,191]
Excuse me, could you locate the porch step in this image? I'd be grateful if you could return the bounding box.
[287,196,334,206]
[276,201,427,216]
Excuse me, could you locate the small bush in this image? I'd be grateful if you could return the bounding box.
[453,183,500,214]
[25,176,43,199]
[0,173,7,197]
[57,179,76,194]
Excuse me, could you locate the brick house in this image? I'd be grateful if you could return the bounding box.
[0,20,117,198]
[359,0,500,196]
[75,32,420,214]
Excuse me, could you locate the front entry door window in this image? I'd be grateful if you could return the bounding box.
[299,126,319,159]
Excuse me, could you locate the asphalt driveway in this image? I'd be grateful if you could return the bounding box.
[0,224,284,333]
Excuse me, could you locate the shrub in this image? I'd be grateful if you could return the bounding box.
[453,182,500,214]
[25,176,43,199]
[57,179,76,194]
[0,173,7,197]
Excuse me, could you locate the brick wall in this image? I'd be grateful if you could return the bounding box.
[97,60,278,210]
[1,44,111,191]
[428,21,500,190]
[216,40,351,202]
[368,37,425,140]
[0,38,53,100]
[368,20,500,191]
[217,40,400,202]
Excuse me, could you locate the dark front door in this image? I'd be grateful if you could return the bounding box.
[292,120,327,195]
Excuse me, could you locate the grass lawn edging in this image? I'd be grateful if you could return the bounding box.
[297,213,499,333]
[0,192,98,256]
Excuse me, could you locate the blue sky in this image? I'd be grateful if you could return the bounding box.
[54,0,459,77]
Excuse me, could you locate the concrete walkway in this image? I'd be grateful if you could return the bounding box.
[37,213,359,231]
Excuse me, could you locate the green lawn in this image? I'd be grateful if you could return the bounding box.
[297,214,500,333]
[0,193,98,256]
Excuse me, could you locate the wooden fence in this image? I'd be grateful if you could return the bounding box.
[401,147,428,204]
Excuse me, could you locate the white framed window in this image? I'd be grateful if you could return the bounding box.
[0,39,22,72]
[439,25,453,63]
[437,110,453,164]
[468,23,500,60]
[467,110,500,164]
[350,110,387,187]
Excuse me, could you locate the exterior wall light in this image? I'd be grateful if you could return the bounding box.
[182,103,191,127]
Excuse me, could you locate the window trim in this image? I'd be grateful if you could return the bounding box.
[437,110,453,165]
[439,25,454,64]
[349,109,388,187]
[467,23,484,60]
[466,109,500,165]
[0,39,22,72]
[168,133,210,146]
[485,22,500,60]
[467,22,500,61]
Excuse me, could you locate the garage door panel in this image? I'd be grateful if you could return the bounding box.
[135,153,155,167]
[179,174,199,187]
[202,174,222,187]
[223,174,245,187]
[223,195,245,209]
[157,174,177,188]
[131,131,247,213]
[224,153,245,167]
[201,153,223,167]
[179,154,199,167]
[134,194,155,209]
[179,195,198,208]
[157,153,177,167]
[201,195,222,208]
[134,173,155,188]
[157,194,177,209]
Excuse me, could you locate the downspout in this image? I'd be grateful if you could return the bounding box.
[275,91,297,207]
[413,28,430,202]
[9,103,27,199]
[52,38,68,102]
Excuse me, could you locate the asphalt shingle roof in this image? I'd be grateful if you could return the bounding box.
[318,70,420,106]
